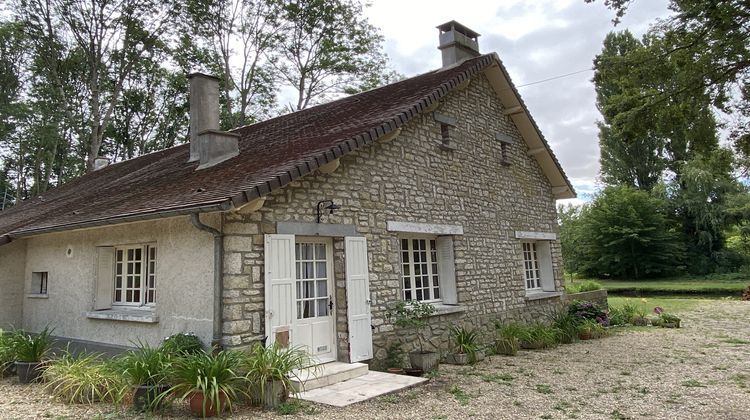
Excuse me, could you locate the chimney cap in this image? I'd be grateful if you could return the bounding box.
[187,72,221,81]
[436,20,481,39]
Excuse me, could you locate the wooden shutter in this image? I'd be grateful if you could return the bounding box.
[345,236,373,362]
[94,247,115,310]
[436,236,457,304]
[264,234,296,347]
[536,241,555,291]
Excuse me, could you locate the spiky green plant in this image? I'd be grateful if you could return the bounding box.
[517,322,559,349]
[42,350,127,404]
[0,329,15,373]
[449,326,481,362]
[119,343,171,386]
[13,326,54,362]
[158,350,246,418]
[549,312,579,344]
[242,343,315,403]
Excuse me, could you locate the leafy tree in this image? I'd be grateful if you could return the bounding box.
[569,186,685,279]
[273,0,390,110]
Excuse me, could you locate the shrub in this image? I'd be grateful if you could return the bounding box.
[449,326,481,363]
[517,323,559,349]
[0,329,15,373]
[549,312,579,344]
[577,319,606,339]
[387,301,435,352]
[493,322,523,356]
[159,350,246,417]
[160,333,205,357]
[608,302,639,326]
[42,351,127,404]
[242,343,314,403]
[566,280,603,294]
[568,301,609,326]
[384,342,405,369]
[12,326,54,362]
[119,343,171,386]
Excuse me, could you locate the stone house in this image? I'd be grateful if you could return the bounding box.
[0,21,575,365]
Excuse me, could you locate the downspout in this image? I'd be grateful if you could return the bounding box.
[190,213,223,349]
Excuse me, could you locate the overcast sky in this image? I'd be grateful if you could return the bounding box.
[363,0,672,205]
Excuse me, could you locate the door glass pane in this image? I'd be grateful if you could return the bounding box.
[315,244,326,259]
[317,280,327,297]
[303,262,314,279]
[317,299,329,316]
[316,261,326,278]
[301,244,313,260]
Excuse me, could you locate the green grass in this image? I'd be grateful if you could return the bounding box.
[592,273,748,296]
[607,296,710,314]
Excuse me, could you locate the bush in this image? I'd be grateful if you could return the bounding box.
[119,343,171,386]
[568,301,609,326]
[517,323,559,349]
[42,351,127,404]
[549,312,579,344]
[608,302,638,326]
[566,280,603,294]
[12,326,54,362]
[0,330,15,373]
[160,333,205,357]
[242,343,314,404]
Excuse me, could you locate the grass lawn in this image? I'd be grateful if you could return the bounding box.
[607,296,717,314]
[569,273,749,296]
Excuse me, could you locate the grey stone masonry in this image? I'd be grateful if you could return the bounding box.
[220,73,565,360]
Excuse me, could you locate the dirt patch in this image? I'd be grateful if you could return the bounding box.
[2,300,749,419]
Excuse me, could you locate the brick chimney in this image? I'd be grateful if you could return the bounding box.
[187,73,239,169]
[437,21,481,67]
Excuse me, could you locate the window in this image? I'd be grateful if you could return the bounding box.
[114,245,156,306]
[294,242,330,319]
[522,242,542,291]
[31,272,48,295]
[400,238,441,302]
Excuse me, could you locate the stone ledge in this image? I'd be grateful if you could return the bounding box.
[85,309,159,323]
[429,303,467,316]
[26,294,49,299]
[524,291,563,301]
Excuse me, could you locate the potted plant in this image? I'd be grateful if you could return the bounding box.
[494,322,522,356]
[388,301,438,373]
[550,312,579,344]
[242,343,314,409]
[631,309,649,326]
[120,343,172,412]
[384,342,405,374]
[445,325,483,365]
[42,350,127,404]
[159,350,245,418]
[12,326,53,383]
[658,312,681,328]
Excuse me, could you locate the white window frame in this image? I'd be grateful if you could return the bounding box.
[399,236,441,303]
[522,241,542,291]
[113,243,156,308]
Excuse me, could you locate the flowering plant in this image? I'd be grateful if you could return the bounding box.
[568,301,609,326]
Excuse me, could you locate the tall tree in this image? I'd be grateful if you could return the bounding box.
[274,0,389,110]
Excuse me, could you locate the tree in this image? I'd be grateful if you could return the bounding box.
[274,0,390,110]
[588,0,750,173]
[569,186,685,279]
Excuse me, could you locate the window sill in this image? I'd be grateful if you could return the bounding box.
[26,294,49,299]
[524,291,563,301]
[85,309,159,324]
[429,303,467,316]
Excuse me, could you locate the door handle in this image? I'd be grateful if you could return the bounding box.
[365,299,371,305]
[329,296,334,311]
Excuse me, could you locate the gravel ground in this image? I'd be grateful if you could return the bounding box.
[2,299,749,420]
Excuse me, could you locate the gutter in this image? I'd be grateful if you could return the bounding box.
[190,213,224,349]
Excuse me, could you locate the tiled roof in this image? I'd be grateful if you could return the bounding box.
[0,53,573,244]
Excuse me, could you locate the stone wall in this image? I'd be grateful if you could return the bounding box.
[220,72,565,360]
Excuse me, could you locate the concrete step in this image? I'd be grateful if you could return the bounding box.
[291,362,369,392]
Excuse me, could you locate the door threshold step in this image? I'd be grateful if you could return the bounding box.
[291,362,368,392]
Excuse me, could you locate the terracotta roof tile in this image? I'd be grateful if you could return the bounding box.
[0,54,567,242]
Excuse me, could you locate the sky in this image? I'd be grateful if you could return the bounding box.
[362,0,673,205]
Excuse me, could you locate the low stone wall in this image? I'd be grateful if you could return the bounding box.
[562,289,608,308]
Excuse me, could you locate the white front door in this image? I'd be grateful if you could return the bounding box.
[292,238,336,363]
[346,236,373,362]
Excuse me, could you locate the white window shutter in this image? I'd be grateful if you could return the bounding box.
[345,236,373,362]
[536,241,555,291]
[94,247,115,310]
[264,234,296,347]
[436,236,458,304]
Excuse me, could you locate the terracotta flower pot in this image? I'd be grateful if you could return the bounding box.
[387,367,405,375]
[188,390,227,417]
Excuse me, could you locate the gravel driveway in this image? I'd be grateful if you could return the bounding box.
[2,299,749,419]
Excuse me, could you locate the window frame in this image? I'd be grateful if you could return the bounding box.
[522,241,543,292]
[399,235,442,303]
[113,243,156,308]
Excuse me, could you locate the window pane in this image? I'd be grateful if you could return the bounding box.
[315,244,326,259]
[317,299,328,316]
[301,244,313,260]
[316,280,327,297]
[303,262,314,279]
[316,261,326,278]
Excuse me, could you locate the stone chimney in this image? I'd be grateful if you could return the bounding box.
[437,21,481,67]
[187,73,239,169]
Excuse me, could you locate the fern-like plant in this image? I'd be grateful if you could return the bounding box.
[42,350,127,404]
